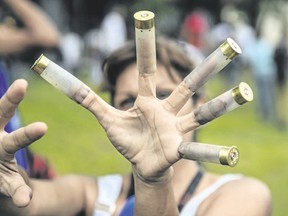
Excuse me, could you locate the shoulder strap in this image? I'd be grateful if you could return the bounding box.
[123,169,204,215]
[180,174,242,216]
[178,168,204,212]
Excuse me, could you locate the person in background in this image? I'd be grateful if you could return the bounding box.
[179,9,211,54]
[0,0,59,55]
[0,0,59,178]
[209,5,256,87]
[84,4,128,85]
[246,12,279,125]
[273,36,288,130]
[0,37,272,216]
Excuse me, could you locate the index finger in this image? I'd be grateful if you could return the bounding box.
[31,55,114,124]
[134,11,157,97]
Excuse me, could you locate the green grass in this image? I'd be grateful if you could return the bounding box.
[17,69,288,216]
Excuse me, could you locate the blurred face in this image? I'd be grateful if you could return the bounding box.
[113,63,196,142]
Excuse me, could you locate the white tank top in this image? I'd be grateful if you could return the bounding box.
[93,174,123,216]
[180,174,242,216]
[93,173,242,216]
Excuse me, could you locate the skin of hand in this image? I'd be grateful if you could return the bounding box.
[80,63,197,183]
[0,79,47,207]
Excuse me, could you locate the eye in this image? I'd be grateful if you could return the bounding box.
[118,96,136,110]
[157,91,172,100]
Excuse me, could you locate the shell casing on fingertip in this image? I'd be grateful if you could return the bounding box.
[178,142,239,167]
[220,38,242,60]
[31,54,90,104]
[31,54,50,74]
[134,10,155,29]
[194,82,254,125]
[219,146,239,167]
[232,82,254,105]
[183,38,242,93]
[134,10,157,80]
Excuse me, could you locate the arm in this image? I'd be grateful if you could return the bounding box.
[1,175,98,216]
[133,169,178,216]
[0,80,97,216]
[0,0,59,54]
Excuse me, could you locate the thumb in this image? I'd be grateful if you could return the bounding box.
[12,184,32,207]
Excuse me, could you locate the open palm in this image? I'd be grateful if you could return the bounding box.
[0,79,47,207]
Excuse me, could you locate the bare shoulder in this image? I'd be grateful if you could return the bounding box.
[199,175,272,216]
[223,176,271,197]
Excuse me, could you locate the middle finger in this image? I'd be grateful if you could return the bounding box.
[134,11,157,97]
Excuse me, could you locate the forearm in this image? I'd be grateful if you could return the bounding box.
[0,175,97,216]
[133,168,179,216]
[3,0,59,47]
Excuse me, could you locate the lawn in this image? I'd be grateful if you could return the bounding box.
[17,67,288,216]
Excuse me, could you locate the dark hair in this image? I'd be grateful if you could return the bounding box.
[102,36,202,104]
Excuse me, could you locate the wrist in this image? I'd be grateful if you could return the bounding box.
[132,167,178,216]
[132,166,174,186]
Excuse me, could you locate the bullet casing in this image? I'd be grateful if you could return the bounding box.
[232,82,254,105]
[178,142,239,167]
[31,54,50,74]
[220,38,242,60]
[134,10,157,96]
[184,38,242,92]
[219,146,239,167]
[31,54,90,103]
[134,11,155,29]
[194,82,254,125]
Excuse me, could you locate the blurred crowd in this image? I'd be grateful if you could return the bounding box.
[1,0,288,130]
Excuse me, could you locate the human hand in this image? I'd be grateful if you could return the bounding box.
[31,38,249,185]
[30,52,246,186]
[0,79,47,207]
[31,12,249,183]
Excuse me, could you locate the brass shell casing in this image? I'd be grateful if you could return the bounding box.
[31,54,50,74]
[134,10,155,29]
[220,38,242,60]
[232,82,254,105]
[219,146,239,167]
